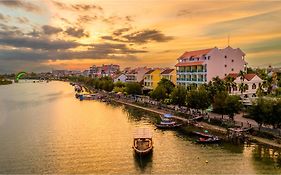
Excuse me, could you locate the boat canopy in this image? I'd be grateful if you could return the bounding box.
[134,128,152,139]
[163,113,173,118]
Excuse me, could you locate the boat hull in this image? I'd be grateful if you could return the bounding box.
[155,123,182,129]
[133,146,153,156]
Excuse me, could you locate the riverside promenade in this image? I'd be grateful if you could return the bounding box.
[112,98,281,148]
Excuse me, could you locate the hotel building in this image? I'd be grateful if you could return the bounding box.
[175,46,247,87]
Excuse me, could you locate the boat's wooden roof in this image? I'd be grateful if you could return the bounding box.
[134,128,152,139]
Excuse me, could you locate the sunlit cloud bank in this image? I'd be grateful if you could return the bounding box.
[0,0,280,73]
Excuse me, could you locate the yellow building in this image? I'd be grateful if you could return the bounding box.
[143,69,162,89]
[160,69,176,85]
[143,68,176,90]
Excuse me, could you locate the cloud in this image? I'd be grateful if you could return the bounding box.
[0,13,10,22]
[17,17,29,24]
[102,29,174,44]
[71,4,103,11]
[0,43,145,63]
[42,25,62,35]
[244,37,281,54]
[177,9,192,17]
[204,10,281,37]
[64,27,89,38]
[113,28,131,36]
[0,0,42,13]
[76,15,98,24]
[0,31,81,50]
[52,1,103,12]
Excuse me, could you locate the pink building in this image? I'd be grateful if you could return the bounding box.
[175,46,247,86]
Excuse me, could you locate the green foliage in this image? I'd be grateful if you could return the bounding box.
[157,78,175,94]
[150,85,167,101]
[224,95,242,119]
[248,98,274,130]
[186,87,211,111]
[213,91,228,115]
[125,82,142,95]
[113,86,125,93]
[206,76,227,101]
[170,85,187,107]
[255,68,268,80]
[114,81,125,88]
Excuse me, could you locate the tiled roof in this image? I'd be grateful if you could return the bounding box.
[145,69,155,74]
[178,48,213,59]
[161,69,174,74]
[225,73,257,81]
[226,73,239,79]
[175,61,204,67]
[244,73,256,81]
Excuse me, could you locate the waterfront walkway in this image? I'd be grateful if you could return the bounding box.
[112,98,281,148]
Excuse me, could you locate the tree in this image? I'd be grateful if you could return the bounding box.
[248,98,274,130]
[238,83,248,96]
[125,82,142,95]
[150,85,167,101]
[224,95,242,120]
[225,76,236,93]
[212,91,228,118]
[186,87,211,112]
[114,81,126,88]
[170,85,187,107]
[157,78,175,94]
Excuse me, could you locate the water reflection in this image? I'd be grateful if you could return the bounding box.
[133,152,153,173]
[1,81,281,174]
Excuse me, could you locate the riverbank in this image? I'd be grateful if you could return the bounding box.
[0,79,12,85]
[112,98,281,149]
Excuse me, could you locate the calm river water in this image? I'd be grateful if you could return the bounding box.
[0,81,281,174]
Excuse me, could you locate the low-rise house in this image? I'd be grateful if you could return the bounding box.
[113,73,127,83]
[160,69,176,85]
[226,73,264,99]
[125,67,151,83]
[143,69,163,90]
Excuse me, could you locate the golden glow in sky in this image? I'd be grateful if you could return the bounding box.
[0,0,281,72]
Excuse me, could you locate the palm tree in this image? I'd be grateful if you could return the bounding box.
[239,83,248,96]
[225,76,236,93]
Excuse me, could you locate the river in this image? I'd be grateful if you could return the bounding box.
[0,81,280,174]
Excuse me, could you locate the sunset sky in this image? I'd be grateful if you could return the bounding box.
[0,0,281,73]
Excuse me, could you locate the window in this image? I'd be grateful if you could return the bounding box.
[225,74,227,76]
[232,59,234,62]
[225,65,227,67]
[252,83,256,89]
[233,85,237,91]
[208,56,211,60]
[231,68,234,71]
[225,55,227,58]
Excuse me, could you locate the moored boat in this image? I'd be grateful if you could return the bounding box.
[196,136,221,144]
[155,121,182,129]
[155,113,182,129]
[133,128,153,156]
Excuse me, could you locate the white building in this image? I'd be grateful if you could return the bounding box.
[227,73,263,98]
[125,67,151,83]
[113,73,127,83]
[176,46,247,87]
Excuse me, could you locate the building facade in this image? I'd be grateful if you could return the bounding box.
[125,67,151,83]
[176,46,247,87]
[143,69,163,89]
[160,69,176,85]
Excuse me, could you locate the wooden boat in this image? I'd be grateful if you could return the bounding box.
[192,131,214,138]
[196,136,220,144]
[133,128,153,156]
[155,121,182,129]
